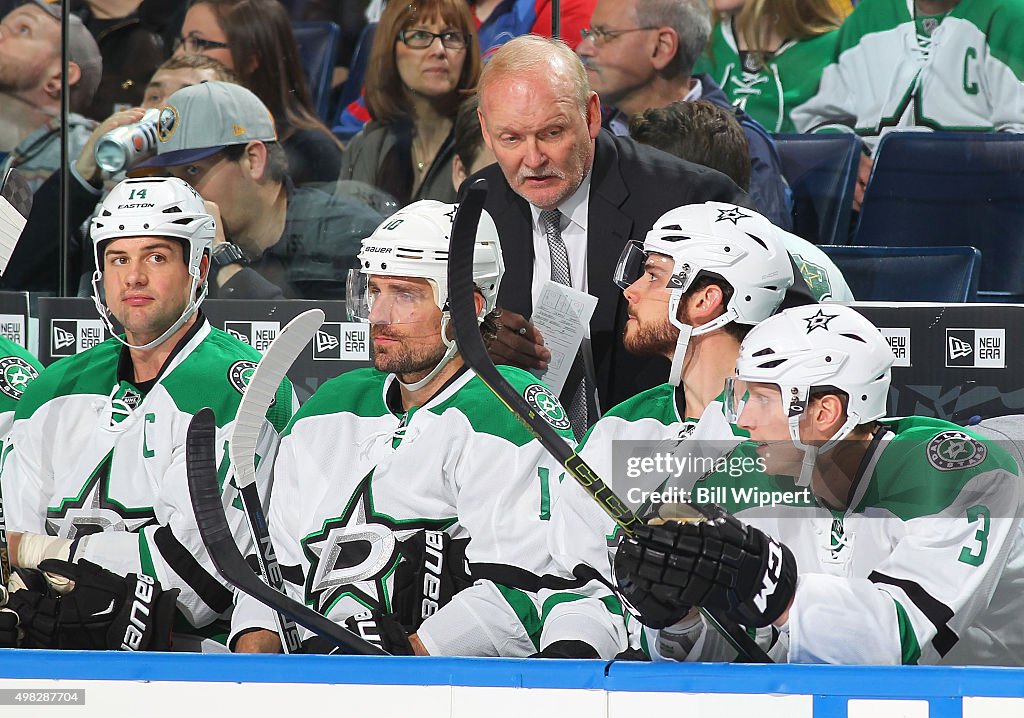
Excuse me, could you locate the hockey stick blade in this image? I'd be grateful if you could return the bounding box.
[447,180,771,664]
[230,308,324,654]
[187,408,387,655]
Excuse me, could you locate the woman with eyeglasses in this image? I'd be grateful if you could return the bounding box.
[174,0,343,186]
[337,0,481,206]
[695,0,849,133]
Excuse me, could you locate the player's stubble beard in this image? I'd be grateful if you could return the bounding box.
[623,309,680,358]
[371,324,448,380]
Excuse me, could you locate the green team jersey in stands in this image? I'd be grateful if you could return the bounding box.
[696,20,839,133]
[543,383,746,657]
[650,416,1024,665]
[230,365,576,657]
[791,0,1024,151]
[0,335,42,444]
[1,318,294,645]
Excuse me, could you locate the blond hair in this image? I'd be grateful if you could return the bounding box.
[479,34,590,118]
[729,0,842,61]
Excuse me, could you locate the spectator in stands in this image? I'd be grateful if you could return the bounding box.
[792,0,1024,210]
[0,55,236,295]
[338,0,480,206]
[472,0,597,58]
[695,0,843,133]
[630,99,854,302]
[576,0,791,229]
[450,94,491,190]
[0,1,101,193]
[144,81,381,300]
[175,0,343,186]
[73,0,179,121]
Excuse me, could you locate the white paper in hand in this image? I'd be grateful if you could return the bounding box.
[529,279,598,394]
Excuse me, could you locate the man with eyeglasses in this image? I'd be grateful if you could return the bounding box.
[576,0,792,231]
[139,80,381,301]
[471,35,755,428]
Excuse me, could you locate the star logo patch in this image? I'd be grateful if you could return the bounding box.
[804,309,838,333]
[715,207,750,225]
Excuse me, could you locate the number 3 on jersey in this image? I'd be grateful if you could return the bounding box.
[538,467,565,521]
[958,504,990,567]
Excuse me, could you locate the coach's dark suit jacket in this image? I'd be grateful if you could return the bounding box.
[469,129,750,409]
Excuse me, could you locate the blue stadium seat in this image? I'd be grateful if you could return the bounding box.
[821,245,981,302]
[292,20,341,122]
[332,21,376,138]
[854,132,1024,302]
[773,133,860,245]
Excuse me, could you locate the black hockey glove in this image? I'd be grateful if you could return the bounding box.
[343,609,415,655]
[530,640,601,659]
[614,504,797,628]
[0,608,18,647]
[6,559,179,650]
[392,530,473,632]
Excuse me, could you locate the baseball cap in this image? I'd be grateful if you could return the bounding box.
[142,81,278,167]
[23,1,102,107]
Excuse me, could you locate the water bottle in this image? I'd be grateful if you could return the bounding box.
[94,108,161,174]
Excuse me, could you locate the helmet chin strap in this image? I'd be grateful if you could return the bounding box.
[91,270,207,352]
[786,399,862,487]
[398,313,460,392]
[666,290,738,386]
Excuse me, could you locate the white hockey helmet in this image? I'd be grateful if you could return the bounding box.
[347,199,504,390]
[90,176,216,351]
[613,202,794,385]
[728,304,895,483]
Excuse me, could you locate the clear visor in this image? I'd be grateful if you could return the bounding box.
[723,376,747,424]
[613,242,689,294]
[345,269,443,336]
[613,241,648,290]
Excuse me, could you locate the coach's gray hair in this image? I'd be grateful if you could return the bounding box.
[636,0,711,76]
[479,34,591,118]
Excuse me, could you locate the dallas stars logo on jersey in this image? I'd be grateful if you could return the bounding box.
[0,356,38,400]
[927,430,988,471]
[523,384,571,432]
[301,472,455,615]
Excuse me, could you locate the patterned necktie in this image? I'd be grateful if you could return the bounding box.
[541,209,589,439]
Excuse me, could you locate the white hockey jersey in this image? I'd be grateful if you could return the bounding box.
[792,0,1024,151]
[230,365,578,657]
[0,335,42,445]
[1,319,294,646]
[650,417,1024,666]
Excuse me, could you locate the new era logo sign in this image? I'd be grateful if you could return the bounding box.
[0,314,24,347]
[945,328,1005,368]
[880,328,911,368]
[312,322,370,361]
[224,321,280,352]
[50,319,106,357]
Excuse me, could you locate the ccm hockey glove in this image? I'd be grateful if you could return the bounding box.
[7,559,179,650]
[614,503,797,628]
[0,608,18,647]
[392,530,473,632]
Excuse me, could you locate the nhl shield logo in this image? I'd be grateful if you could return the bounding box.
[0,356,38,400]
[926,430,987,472]
[523,384,571,431]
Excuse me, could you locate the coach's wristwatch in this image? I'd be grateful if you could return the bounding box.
[211,242,249,270]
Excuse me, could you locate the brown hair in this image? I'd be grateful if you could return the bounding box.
[188,0,341,149]
[365,0,481,124]
[730,0,842,63]
[629,100,751,191]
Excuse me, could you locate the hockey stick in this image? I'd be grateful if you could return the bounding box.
[229,309,324,653]
[187,407,386,655]
[447,180,772,663]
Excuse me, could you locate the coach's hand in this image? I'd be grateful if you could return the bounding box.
[490,308,550,370]
[614,504,797,628]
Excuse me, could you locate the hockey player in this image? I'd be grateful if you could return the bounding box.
[616,304,1024,665]
[231,200,577,656]
[0,176,294,652]
[538,202,797,658]
[791,0,1024,206]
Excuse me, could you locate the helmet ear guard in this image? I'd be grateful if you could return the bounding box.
[90,177,216,351]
